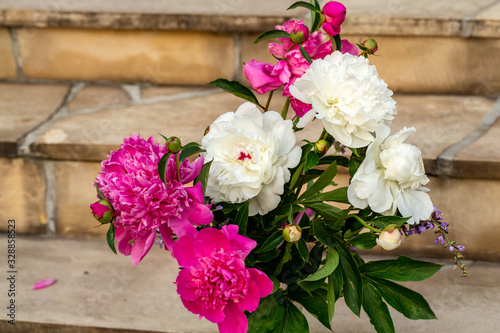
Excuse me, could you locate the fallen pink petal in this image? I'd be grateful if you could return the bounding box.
[32,278,57,290]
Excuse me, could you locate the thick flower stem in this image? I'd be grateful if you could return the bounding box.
[264,90,274,112]
[281,98,291,120]
[175,153,181,182]
[346,214,381,233]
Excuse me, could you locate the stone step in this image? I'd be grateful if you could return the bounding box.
[1,82,500,261]
[0,0,500,94]
[1,235,498,333]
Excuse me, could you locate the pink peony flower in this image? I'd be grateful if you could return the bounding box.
[322,1,347,36]
[173,225,273,333]
[341,39,359,56]
[284,77,312,118]
[243,59,291,94]
[95,134,213,265]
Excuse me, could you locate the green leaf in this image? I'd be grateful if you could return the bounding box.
[247,291,286,333]
[282,300,310,333]
[254,30,291,44]
[254,249,281,263]
[349,232,378,250]
[303,247,339,282]
[295,239,310,262]
[157,152,171,185]
[367,277,437,320]
[179,142,203,161]
[289,289,331,330]
[300,187,349,204]
[333,34,342,52]
[209,78,263,107]
[287,1,321,13]
[95,183,105,200]
[361,256,443,282]
[194,161,211,193]
[312,219,337,247]
[362,277,395,333]
[327,273,335,323]
[256,230,284,253]
[106,223,117,255]
[318,155,349,168]
[289,163,304,189]
[338,244,362,316]
[369,216,410,230]
[298,278,326,292]
[300,45,313,64]
[299,162,337,200]
[303,151,320,173]
[234,201,249,234]
[348,154,363,177]
[304,202,343,221]
[310,0,322,32]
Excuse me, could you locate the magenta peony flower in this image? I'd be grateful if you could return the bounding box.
[95,134,213,265]
[243,59,291,94]
[173,225,273,333]
[322,1,347,36]
[341,39,359,56]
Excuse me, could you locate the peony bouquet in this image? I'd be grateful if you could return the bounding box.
[90,2,466,332]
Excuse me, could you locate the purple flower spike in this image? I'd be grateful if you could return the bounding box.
[457,244,465,251]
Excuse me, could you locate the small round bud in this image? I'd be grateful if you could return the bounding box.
[290,25,309,44]
[90,199,114,224]
[376,224,402,250]
[283,224,302,243]
[314,139,330,155]
[166,136,182,154]
[362,39,378,54]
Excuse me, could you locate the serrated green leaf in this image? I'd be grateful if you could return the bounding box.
[209,78,263,106]
[304,151,320,173]
[300,45,313,64]
[257,230,284,253]
[194,160,211,193]
[362,277,395,333]
[106,223,117,255]
[287,1,321,13]
[349,232,378,250]
[361,256,443,282]
[179,142,203,161]
[369,216,410,229]
[234,200,249,235]
[367,277,437,320]
[254,30,291,44]
[247,291,285,333]
[300,187,349,204]
[299,162,337,200]
[157,152,171,185]
[288,289,331,330]
[303,247,339,282]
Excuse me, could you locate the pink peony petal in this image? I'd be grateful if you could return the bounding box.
[221,225,256,258]
[179,156,204,184]
[130,231,156,266]
[218,302,248,333]
[248,268,274,298]
[172,234,198,268]
[236,279,260,312]
[32,278,57,290]
[197,228,231,252]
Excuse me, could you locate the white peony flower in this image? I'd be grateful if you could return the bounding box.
[289,51,396,148]
[201,102,301,216]
[347,126,433,224]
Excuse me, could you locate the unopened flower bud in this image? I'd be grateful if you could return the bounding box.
[362,39,378,54]
[290,25,310,44]
[90,199,114,224]
[204,126,210,136]
[283,224,302,243]
[314,139,330,155]
[166,136,182,154]
[322,1,346,36]
[376,224,402,250]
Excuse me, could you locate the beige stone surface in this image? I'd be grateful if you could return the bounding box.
[0,29,16,79]
[0,158,46,234]
[140,85,215,100]
[68,85,130,113]
[18,28,234,84]
[476,1,500,20]
[1,235,498,332]
[53,161,109,238]
[0,83,68,156]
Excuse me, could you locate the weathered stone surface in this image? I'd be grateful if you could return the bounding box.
[0,235,498,332]
[53,161,106,238]
[0,158,46,234]
[140,85,214,100]
[0,83,68,156]
[0,29,16,79]
[18,28,234,84]
[68,85,130,113]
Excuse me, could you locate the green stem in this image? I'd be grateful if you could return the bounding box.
[264,90,274,112]
[175,153,181,182]
[346,214,381,233]
[336,205,353,224]
[281,97,291,120]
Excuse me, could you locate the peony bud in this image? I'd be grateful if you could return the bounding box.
[283,224,302,243]
[166,136,182,154]
[322,1,346,36]
[314,139,331,155]
[361,39,378,55]
[376,224,402,250]
[90,199,114,224]
[290,25,310,44]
